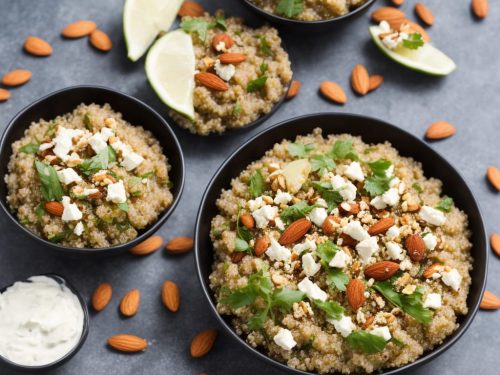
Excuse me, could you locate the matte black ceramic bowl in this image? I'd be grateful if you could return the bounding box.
[0,86,184,255]
[195,113,487,374]
[0,274,89,372]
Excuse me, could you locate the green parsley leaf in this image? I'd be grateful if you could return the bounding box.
[19,143,40,154]
[117,202,129,212]
[316,240,339,263]
[363,146,378,154]
[35,203,45,219]
[310,155,335,175]
[312,299,344,320]
[368,159,392,176]
[346,331,387,354]
[288,142,315,158]
[280,201,317,224]
[83,113,92,131]
[78,146,116,175]
[34,160,64,202]
[272,288,305,311]
[258,35,273,56]
[412,182,423,193]
[221,268,272,309]
[181,17,226,42]
[248,308,269,330]
[276,0,304,18]
[364,159,393,197]
[213,15,227,31]
[403,33,424,50]
[436,196,454,212]
[140,171,155,179]
[222,287,258,309]
[247,75,267,93]
[330,140,358,161]
[232,100,242,116]
[249,169,265,198]
[327,268,349,291]
[312,181,343,211]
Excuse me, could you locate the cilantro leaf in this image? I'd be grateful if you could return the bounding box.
[249,169,265,198]
[235,238,251,252]
[312,299,344,320]
[403,33,424,50]
[19,143,40,154]
[117,202,129,212]
[327,268,349,291]
[272,288,305,311]
[316,240,339,264]
[34,160,64,202]
[412,182,423,193]
[436,196,454,212]
[181,16,226,42]
[280,201,317,223]
[248,308,269,330]
[35,203,45,219]
[276,0,304,18]
[312,181,343,211]
[368,159,392,176]
[258,35,273,56]
[364,159,393,197]
[346,331,387,354]
[310,155,335,175]
[78,146,116,176]
[288,142,315,158]
[247,76,267,92]
[330,140,358,161]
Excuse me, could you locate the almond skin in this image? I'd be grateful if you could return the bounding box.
[480,290,500,310]
[129,235,163,256]
[162,280,180,312]
[319,81,347,104]
[368,218,395,236]
[405,234,426,262]
[371,7,406,24]
[195,72,229,91]
[190,329,218,358]
[166,236,193,254]
[351,64,370,96]
[279,218,312,245]
[120,289,140,317]
[24,36,53,56]
[88,191,103,200]
[178,1,205,17]
[62,20,97,38]
[89,29,112,52]
[422,263,442,278]
[425,121,456,140]
[340,233,358,247]
[286,80,301,99]
[2,69,32,87]
[346,279,365,310]
[219,53,246,65]
[322,215,340,235]
[254,235,270,256]
[0,88,11,102]
[364,261,400,281]
[44,201,64,216]
[415,3,435,26]
[231,251,245,263]
[240,213,255,230]
[471,0,488,19]
[362,315,375,329]
[486,166,500,191]
[107,334,147,352]
[211,33,234,51]
[339,203,360,216]
[391,0,404,6]
[92,282,112,311]
[368,75,384,92]
[491,233,500,256]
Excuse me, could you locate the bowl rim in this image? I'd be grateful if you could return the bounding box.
[0,85,185,254]
[0,273,90,372]
[194,112,488,375]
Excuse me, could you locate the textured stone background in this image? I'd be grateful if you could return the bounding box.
[0,0,498,374]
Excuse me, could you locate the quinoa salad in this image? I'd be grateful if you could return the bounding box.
[249,0,368,21]
[209,129,472,373]
[172,12,293,135]
[5,104,173,248]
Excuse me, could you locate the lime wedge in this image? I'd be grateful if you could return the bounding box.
[123,0,183,62]
[145,29,195,120]
[369,25,456,76]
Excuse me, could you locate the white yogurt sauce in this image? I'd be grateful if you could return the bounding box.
[0,275,84,366]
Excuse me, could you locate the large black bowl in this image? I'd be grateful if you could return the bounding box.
[195,113,487,374]
[0,86,185,256]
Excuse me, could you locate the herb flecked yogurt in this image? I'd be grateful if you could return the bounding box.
[0,276,84,366]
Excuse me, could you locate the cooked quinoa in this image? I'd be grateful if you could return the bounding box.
[5,104,173,248]
[171,13,292,135]
[250,0,368,21]
[209,128,472,373]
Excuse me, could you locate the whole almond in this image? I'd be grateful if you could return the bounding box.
[89,29,112,52]
[107,334,147,352]
[279,218,312,245]
[286,80,301,99]
[364,261,400,281]
[92,282,112,311]
[2,69,32,87]
[491,233,500,256]
[405,234,426,262]
[162,280,180,312]
[219,53,246,65]
[415,3,435,26]
[391,0,404,6]
[211,33,234,51]
[231,251,245,263]
[166,236,194,254]
[339,202,360,216]
[340,233,358,247]
[471,0,488,19]
[422,263,442,278]
[44,201,64,216]
[190,329,218,358]
[178,1,205,17]
[346,279,365,310]
[351,64,370,96]
[371,7,406,25]
[319,81,347,104]
[425,121,456,140]
[480,290,500,310]
[120,289,140,317]
[368,218,395,236]
[254,235,270,256]
[487,166,500,191]
[322,215,340,236]
[240,213,255,230]
[62,20,97,38]
[88,191,103,199]
[0,88,11,102]
[130,235,163,256]
[195,72,229,91]
[24,36,53,56]
[368,75,384,92]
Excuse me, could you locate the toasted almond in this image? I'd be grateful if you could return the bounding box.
[240,213,255,230]
[195,72,229,91]
[286,80,301,99]
[231,251,245,263]
[351,64,370,95]
[120,289,140,317]
[166,236,193,254]
[219,52,246,65]
[44,201,64,216]
[362,315,375,329]
[340,233,358,247]
[339,202,360,216]
[471,0,488,19]
[364,261,400,281]
[346,279,365,310]
[24,36,52,56]
[89,29,112,52]
[178,1,205,17]
[211,33,234,51]
[162,280,180,312]
[92,282,112,311]
[322,215,340,236]
[107,334,147,352]
[487,166,500,191]
[368,75,384,92]
[425,121,456,140]
[279,218,312,245]
[190,329,218,358]
[254,235,270,256]
[93,173,117,183]
[0,88,11,102]
[391,0,404,6]
[415,3,435,26]
[422,263,442,278]
[480,290,500,310]
[491,233,500,256]
[2,69,32,87]
[319,81,347,104]
[368,218,395,236]
[405,234,426,262]
[371,7,406,24]
[62,20,97,38]
[130,235,163,256]
[88,191,103,200]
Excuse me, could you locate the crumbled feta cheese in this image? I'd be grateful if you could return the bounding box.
[370,196,387,210]
[298,278,327,302]
[275,217,285,231]
[74,222,84,236]
[38,142,53,151]
[343,221,370,241]
[399,258,413,271]
[83,188,99,196]
[273,328,296,351]
[386,242,403,260]
[274,190,292,205]
[266,237,291,262]
[106,180,127,204]
[214,60,236,81]
[329,249,351,268]
[370,326,392,341]
[355,237,379,263]
[88,132,108,154]
[252,205,278,228]
[331,175,357,202]
[309,207,327,227]
[423,233,438,250]
[345,162,365,182]
[379,20,391,33]
[315,198,328,208]
[57,168,82,185]
[121,151,144,171]
[110,140,130,156]
[382,188,400,206]
[100,127,114,141]
[61,196,83,222]
[386,226,400,239]
[293,240,316,254]
[441,268,462,291]
[53,127,84,161]
[328,315,355,337]
[302,253,321,277]
[248,197,265,211]
[423,293,442,309]
[419,206,446,226]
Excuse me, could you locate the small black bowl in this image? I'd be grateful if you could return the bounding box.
[195,113,487,374]
[0,274,89,372]
[0,85,185,256]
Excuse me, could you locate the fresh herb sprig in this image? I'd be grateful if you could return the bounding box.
[315,240,349,291]
[249,169,265,198]
[403,33,424,50]
[181,15,227,42]
[435,196,454,212]
[346,331,387,354]
[288,142,315,158]
[311,181,343,211]
[276,0,304,18]
[78,146,116,176]
[364,159,393,197]
[247,63,268,92]
[34,160,64,201]
[280,201,318,224]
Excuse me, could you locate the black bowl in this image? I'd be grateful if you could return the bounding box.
[195,113,487,374]
[242,0,377,32]
[0,86,185,255]
[0,274,90,372]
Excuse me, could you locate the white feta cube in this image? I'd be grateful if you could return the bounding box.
[275,217,285,231]
[252,205,278,229]
[74,222,84,236]
[345,162,365,182]
[302,253,321,277]
[399,258,413,271]
[441,268,462,291]
[106,180,127,204]
[61,196,83,222]
[355,237,379,263]
[53,127,83,161]
[382,188,400,206]
[121,151,144,171]
[331,175,357,202]
[88,132,108,154]
[57,168,82,185]
[343,221,370,242]
[386,242,403,260]
[298,278,328,302]
[100,127,114,141]
[328,315,355,338]
[423,293,442,309]
[370,326,391,341]
[248,197,264,211]
[419,206,446,226]
[214,60,236,81]
[266,237,291,262]
[423,233,438,250]
[386,226,400,239]
[274,190,292,205]
[38,142,53,151]
[293,240,317,254]
[329,249,351,268]
[309,207,327,227]
[273,328,296,351]
[370,196,387,210]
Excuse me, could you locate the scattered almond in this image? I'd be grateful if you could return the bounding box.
[120,289,140,317]
[279,218,312,245]
[107,334,147,352]
[368,75,384,92]
[231,251,245,263]
[195,72,229,91]
[491,233,500,256]
[425,121,456,140]
[368,218,395,236]
[44,201,64,216]
[486,166,500,191]
[89,29,112,52]
[480,290,500,310]
[391,0,404,6]
[166,236,193,254]
[211,33,234,51]
[178,1,205,17]
[340,202,360,216]
[240,213,255,230]
[405,234,426,262]
[219,53,246,65]
[471,0,488,19]
[346,279,365,310]
[0,88,11,102]
[322,215,340,236]
[340,233,358,247]
[254,235,270,256]
[92,282,113,311]
[422,263,442,278]
[319,81,347,104]
[162,280,180,312]
[190,329,218,358]
[415,3,435,26]
[351,64,370,95]
[286,80,301,99]
[364,261,400,281]
[130,235,163,256]
[371,7,406,26]
[62,20,97,38]
[362,315,375,329]
[24,36,53,56]
[2,69,32,87]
